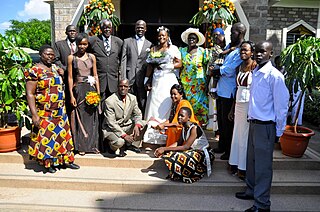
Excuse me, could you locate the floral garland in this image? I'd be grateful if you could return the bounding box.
[190,0,236,47]
[80,0,120,35]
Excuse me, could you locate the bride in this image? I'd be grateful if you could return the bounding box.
[143,26,182,144]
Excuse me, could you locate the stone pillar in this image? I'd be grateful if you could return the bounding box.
[240,0,269,43]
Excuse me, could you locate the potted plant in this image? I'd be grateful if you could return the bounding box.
[280,36,319,157]
[0,34,33,152]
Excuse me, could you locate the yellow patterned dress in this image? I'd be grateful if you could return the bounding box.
[24,65,75,168]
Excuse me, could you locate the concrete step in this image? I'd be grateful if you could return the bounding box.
[1,187,320,212]
[0,162,319,195]
[1,144,320,170]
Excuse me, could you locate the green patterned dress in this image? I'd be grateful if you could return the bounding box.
[179,47,209,126]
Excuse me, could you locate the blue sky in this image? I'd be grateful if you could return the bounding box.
[0,0,50,35]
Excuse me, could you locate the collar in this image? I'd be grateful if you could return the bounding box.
[102,35,111,43]
[135,35,145,41]
[67,39,75,46]
[253,61,273,75]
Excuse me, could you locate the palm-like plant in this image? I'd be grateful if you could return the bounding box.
[281,36,320,132]
[0,34,33,128]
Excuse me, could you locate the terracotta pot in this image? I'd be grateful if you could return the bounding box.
[0,126,21,153]
[280,125,315,158]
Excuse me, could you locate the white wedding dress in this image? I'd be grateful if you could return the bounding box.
[143,44,181,144]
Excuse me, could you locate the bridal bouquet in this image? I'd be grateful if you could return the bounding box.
[146,50,171,65]
[85,91,101,107]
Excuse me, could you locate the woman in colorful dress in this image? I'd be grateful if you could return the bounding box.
[67,33,100,155]
[228,41,256,180]
[25,45,79,173]
[154,84,198,147]
[143,26,182,144]
[179,28,209,126]
[154,107,214,183]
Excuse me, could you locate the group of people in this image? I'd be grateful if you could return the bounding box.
[24,18,290,212]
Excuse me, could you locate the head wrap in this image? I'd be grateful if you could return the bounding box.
[213,28,225,35]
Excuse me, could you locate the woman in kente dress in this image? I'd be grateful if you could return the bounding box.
[67,33,100,155]
[154,107,214,183]
[179,28,209,126]
[25,45,80,173]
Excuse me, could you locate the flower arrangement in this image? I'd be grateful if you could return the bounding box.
[146,51,171,65]
[190,0,236,26]
[85,91,101,107]
[80,0,120,36]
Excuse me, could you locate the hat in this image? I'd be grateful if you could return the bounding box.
[181,28,205,46]
[213,28,225,36]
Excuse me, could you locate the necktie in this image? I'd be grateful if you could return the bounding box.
[70,43,75,54]
[105,39,110,56]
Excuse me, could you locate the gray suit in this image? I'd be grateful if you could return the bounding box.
[89,35,123,101]
[102,92,145,151]
[120,36,152,113]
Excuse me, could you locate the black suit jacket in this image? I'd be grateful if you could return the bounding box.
[120,36,152,88]
[89,35,123,94]
[53,39,73,71]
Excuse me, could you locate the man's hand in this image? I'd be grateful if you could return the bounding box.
[123,134,135,143]
[132,125,141,140]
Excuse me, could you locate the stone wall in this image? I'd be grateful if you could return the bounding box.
[51,0,82,42]
[267,6,319,56]
[240,0,269,43]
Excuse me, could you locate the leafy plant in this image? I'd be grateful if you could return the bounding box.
[79,0,120,35]
[281,36,320,132]
[189,0,236,26]
[0,34,33,128]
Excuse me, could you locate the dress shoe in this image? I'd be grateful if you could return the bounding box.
[47,167,56,173]
[66,163,80,169]
[107,148,116,155]
[118,148,127,157]
[126,145,141,153]
[245,206,270,212]
[213,148,224,154]
[235,192,254,200]
[220,153,229,160]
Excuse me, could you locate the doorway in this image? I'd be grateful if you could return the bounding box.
[118,0,199,47]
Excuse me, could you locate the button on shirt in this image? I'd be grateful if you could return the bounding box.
[248,61,289,137]
[217,44,243,98]
[135,35,145,55]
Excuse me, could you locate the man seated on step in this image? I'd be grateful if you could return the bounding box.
[102,78,146,157]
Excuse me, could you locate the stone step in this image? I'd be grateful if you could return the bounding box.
[0,162,319,195]
[1,187,320,212]
[1,145,319,170]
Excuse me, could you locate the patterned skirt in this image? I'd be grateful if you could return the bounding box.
[162,148,214,183]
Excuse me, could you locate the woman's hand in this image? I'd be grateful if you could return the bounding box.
[154,147,165,158]
[32,114,41,128]
[70,97,77,107]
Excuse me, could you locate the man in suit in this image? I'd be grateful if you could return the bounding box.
[89,19,123,102]
[102,79,146,157]
[53,25,78,116]
[120,20,152,114]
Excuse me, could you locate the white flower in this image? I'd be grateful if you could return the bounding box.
[146,48,151,52]
[86,75,96,86]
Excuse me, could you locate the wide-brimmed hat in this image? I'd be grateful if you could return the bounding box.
[181,28,205,46]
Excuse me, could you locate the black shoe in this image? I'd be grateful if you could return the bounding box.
[47,167,56,173]
[235,192,254,200]
[118,148,127,157]
[107,148,116,154]
[66,163,80,169]
[245,206,270,212]
[126,145,141,153]
[220,153,229,160]
[213,148,224,154]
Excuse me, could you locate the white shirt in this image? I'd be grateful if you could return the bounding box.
[67,39,76,53]
[135,35,145,55]
[102,35,111,52]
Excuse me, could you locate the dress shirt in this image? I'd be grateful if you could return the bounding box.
[217,44,243,98]
[248,61,289,136]
[67,39,76,53]
[135,35,145,55]
[102,35,111,52]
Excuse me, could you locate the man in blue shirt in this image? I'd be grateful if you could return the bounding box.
[212,22,246,160]
[235,41,289,212]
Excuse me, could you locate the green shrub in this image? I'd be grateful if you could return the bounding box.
[303,89,320,127]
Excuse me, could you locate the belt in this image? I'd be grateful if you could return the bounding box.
[249,119,274,125]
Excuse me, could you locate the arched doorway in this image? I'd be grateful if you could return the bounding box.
[118,0,199,47]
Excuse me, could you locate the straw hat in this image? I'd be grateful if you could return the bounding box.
[181,28,205,46]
